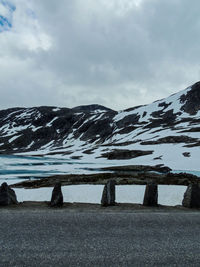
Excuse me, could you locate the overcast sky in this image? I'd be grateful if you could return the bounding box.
[0,0,200,111]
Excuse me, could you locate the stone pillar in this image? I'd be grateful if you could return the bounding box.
[0,182,18,206]
[50,182,63,207]
[101,180,116,206]
[143,183,158,206]
[182,184,200,208]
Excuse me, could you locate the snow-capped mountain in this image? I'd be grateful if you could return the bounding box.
[0,82,200,171]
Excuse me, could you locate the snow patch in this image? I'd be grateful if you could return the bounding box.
[46,117,58,127]
[9,135,22,143]
[52,108,60,112]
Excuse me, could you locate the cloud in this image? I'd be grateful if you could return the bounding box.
[0,0,200,110]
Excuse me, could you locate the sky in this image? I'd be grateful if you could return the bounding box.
[0,0,200,111]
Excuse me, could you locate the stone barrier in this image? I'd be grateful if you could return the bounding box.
[101,179,116,206]
[50,182,63,207]
[3,180,200,209]
[143,183,158,206]
[0,182,18,206]
[182,184,200,208]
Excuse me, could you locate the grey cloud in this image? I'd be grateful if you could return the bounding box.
[0,0,200,110]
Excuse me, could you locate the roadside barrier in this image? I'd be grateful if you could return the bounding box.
[0,181,200,208]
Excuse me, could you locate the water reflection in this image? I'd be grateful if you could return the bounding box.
[0,154,104,181]
[0,154,200,183]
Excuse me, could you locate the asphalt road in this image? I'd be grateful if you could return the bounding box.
[0,206,200,267]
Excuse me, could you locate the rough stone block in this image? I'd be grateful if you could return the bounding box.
[101,180,116,206]
[50,182,63,207]
[182,184,200,208]
[0,182,18,206]
[143,183,158,206]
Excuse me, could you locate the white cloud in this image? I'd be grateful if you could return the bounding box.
[0,3,9,17]
[9,0,52,52]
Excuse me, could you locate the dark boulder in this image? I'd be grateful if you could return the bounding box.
[182,152,191,157]
[50,182,63,207]
[182,184,200,208]
[0,182,18,206]
[101,180,116,206]
[143,183,158,206]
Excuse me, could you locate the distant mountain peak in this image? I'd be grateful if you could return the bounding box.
[72,104,114,113]
[0,82,199,171]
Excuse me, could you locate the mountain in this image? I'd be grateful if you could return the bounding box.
[0,82,200,171]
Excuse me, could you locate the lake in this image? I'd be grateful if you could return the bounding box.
[0,155,200,183]
[0,154,107,183]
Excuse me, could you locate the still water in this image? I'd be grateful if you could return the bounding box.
[0,154,107,182]
[0,155,199,183]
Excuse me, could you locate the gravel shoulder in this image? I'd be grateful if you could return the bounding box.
[1,201,200,212]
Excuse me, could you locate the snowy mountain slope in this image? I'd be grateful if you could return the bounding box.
[0,82,200,171]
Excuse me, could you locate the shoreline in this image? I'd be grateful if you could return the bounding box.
[11,170,200,189]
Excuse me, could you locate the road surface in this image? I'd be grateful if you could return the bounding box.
[0,203,200,266]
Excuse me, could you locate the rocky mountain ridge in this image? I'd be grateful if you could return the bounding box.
[0,82,200,170]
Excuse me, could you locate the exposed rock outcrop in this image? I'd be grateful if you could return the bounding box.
[182,152,190,157]
[180,81,200,115]
[141,136,198,145]
[101,149,153,160]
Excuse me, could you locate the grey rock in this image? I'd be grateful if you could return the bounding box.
[0,182,18,206]
[101,180,116,206]
[50,182,63,207]
[182,152,191,157]
[143,183,158,206]
[182,184,200,208]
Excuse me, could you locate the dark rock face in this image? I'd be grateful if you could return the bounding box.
[182,152,190,157]
[0,105,117,154]
[180,82,200,115]
[71,104,113,113]
[143,183,158,206]
[141,136,198,145]
[50,183,63,207]
[79,117,115,143]
[102,164,171,173]
[158,101,172,109]
[0,182,18,206]
[101,180,116,206]
[182,184,200,208]
[116,114,140,128]
[101,149,153,160]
